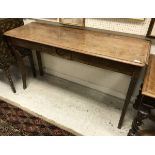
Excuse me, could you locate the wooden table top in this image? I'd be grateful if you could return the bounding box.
[142,54,155,98]
[4,22,150,67]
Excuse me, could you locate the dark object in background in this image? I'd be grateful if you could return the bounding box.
[128,55,155,136]
[146,18,155,38]
[0,18,36,93]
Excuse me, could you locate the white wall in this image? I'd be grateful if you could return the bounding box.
[85,18,151,36]
[25,19,153,100]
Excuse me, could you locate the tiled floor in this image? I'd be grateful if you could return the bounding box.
[0,68,135,135]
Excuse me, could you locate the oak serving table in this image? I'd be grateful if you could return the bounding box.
[4,22,150,128]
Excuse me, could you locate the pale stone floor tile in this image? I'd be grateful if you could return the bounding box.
[0,67,135,136]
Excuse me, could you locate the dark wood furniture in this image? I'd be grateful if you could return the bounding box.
[0,19,36,93]
[0,35,16,92]
[146,18,155,38]
[4,22,150,128]
[128,54,155,136]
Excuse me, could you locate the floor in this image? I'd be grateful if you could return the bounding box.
[0,100,73,136]
[0,119,25,136]
[0,67,135,136]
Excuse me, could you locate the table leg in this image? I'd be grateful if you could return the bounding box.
[4,68,16,93]
[15,49,27,89]
[118,71,139,129]
[133,84,143,110]
[28,50,37,77]
[128,96,150,136]
[36,51,44,76]
[6,38,27,89]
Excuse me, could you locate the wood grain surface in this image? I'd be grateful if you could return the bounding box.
[142,54,155,98]
[4,22,150,67]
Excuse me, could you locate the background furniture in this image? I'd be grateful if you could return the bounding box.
[146,18,155,38]
[0,35,16,92]
[128,54,155,136]
[59,18,85,27]
[4,22,150,128]
[0,18,36,93]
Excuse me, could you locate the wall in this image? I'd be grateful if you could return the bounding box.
[24,19,152,100]
[85,18,151,36]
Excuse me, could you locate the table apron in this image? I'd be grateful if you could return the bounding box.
[7,37,142,76]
